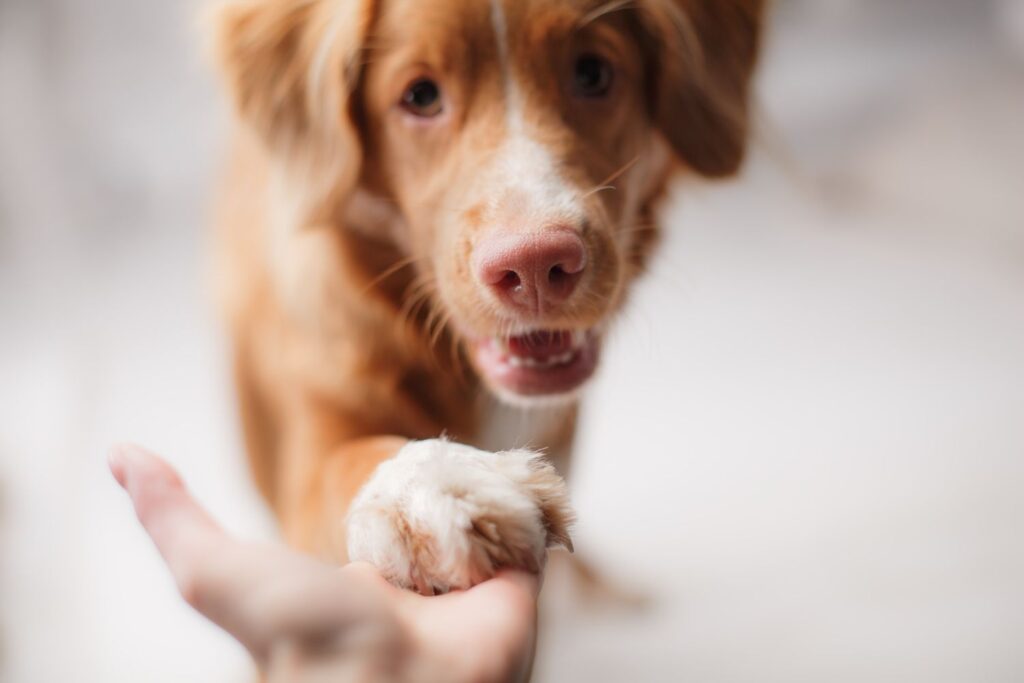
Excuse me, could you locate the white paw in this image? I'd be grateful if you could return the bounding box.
[346,439,574,594]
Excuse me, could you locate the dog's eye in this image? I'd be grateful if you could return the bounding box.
[573,55,613,98]
[401,78,443,117]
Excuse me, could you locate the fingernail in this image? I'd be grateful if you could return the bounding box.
[108,443,147,489]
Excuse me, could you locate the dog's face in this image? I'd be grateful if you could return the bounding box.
[215,0,763,402]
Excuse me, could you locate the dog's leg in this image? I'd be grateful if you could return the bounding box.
[275,415,574,594]
[231,341,279,508]
[278,433,408,561]
[549,552,651,610]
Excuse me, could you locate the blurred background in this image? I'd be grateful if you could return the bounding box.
[1,0,1023,681]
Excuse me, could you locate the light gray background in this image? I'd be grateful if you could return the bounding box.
[1,0,1022,681]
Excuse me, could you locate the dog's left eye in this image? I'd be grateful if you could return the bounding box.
[401,78,443,117]
[573,55,613,98]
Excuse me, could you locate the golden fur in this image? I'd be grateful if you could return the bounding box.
[211,0,763,576]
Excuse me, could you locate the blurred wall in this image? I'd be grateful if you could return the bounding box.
[1,1,1022,682]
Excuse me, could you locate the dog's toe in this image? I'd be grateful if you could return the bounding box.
[346,439,574,594]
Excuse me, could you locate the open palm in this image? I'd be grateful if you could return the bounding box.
[110,445,540,683]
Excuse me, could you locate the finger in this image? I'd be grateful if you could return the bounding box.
[109,445,264,639]
[110,443,227,581]
[110,444,389,656]
[488,569,542,600]
[456,570,540,637]
[397,570,540,682]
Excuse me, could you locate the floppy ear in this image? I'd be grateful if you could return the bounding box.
[644,0,765,177]
[211,0,375,223]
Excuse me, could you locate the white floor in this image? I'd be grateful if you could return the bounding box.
[2,1,1023,682]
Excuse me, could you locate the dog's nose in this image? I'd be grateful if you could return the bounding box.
[473,230,587,312]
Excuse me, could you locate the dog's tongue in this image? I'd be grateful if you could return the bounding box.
[507,330,575,360]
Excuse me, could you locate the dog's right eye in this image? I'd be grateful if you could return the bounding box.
[401,78,443,118]
[573,54,613,98]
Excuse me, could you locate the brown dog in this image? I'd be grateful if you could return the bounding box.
[211,0,763,594]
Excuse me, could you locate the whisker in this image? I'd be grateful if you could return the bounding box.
[580,185,617,200]
[424,298,448,350]
[430,308,452,349]
[448,328,471,385]
[397,276,435,331]
[577,155,642,202]
[576,0,638,30]
[597,155,641,188]
[359,254,427,296]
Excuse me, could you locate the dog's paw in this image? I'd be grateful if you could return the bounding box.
[346,439,574,594]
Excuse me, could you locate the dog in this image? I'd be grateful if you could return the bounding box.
[211,0,763,594]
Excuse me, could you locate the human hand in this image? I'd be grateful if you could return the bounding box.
[110,444,541,683]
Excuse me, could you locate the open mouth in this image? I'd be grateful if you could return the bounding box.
[471,329,600,398]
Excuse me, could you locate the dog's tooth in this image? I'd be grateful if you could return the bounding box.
[508,355,524,368]
[572,330,587,348]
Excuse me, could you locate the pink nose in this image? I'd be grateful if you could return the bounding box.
[473,230,587,312]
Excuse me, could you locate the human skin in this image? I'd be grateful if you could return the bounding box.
[110,444,542,683]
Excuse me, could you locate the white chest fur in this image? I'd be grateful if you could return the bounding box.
[475,396,576,474]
